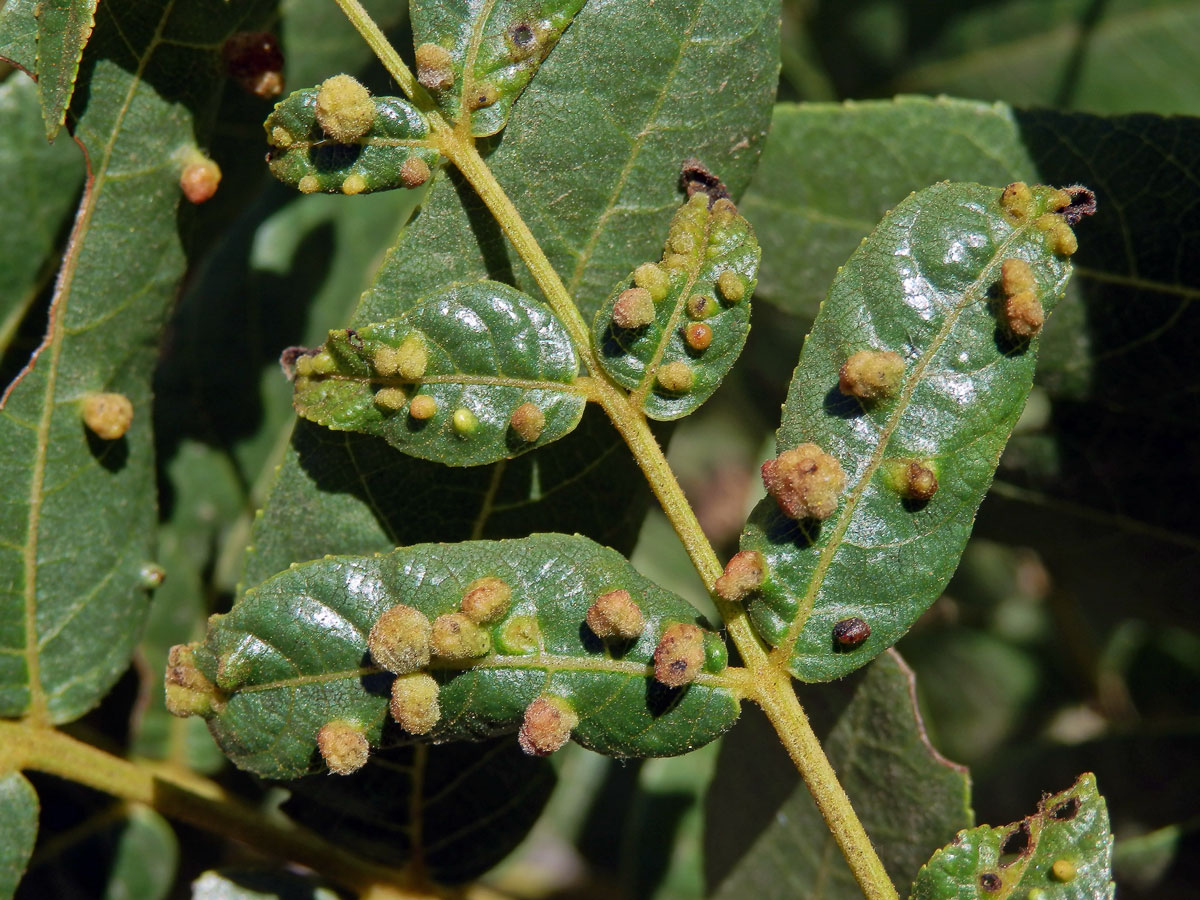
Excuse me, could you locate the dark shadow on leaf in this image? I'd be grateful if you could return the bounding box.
[84,426,129,472]
[822,382,865,419]
[310,142,362,174]
[645,679,684,718]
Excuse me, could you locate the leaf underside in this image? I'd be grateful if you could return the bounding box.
[0,771,38,900]
[199,534,739,780]
[740,181,1074,681]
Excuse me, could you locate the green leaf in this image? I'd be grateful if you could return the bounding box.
[743,96,1036,319]
[0,771,37,900]
[0,74,83,354]
[99,807,178,900]
[910,773,1114,900]
[0,0,271,723]
[410,0,586,137]
[192,869,341,900]
[292,281,587,465]
[0,0,38,73]
[34,0,97,139]
[592,194,760,421]
[282,739,555,884]
[195,534,739,779]
[708,652,972,899]
[265,87,440,195]
[739,181,1074,682]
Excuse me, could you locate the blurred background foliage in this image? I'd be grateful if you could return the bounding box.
[4,0,1197,897]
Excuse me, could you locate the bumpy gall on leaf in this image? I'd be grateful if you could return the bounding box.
[314,74,374,142]
[460,576,513,625]
[415,43,454,91]
[762,443,846,520]
[838,349,904,400]
[367,604,431,675]
[654,623,706,687]
[585,589,645,640]
[389,673,441,734]
[431,613,490,659]
[82,392,133,440]
[509,402,545,442]
[518,695,579,756]
[714,550,766,603]
[316,721,369,775]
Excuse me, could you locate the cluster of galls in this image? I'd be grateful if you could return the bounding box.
[611,193,751,396]
[311,579,722,773]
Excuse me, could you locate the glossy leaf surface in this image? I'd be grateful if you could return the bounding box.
[265,88,440,194]
[34,0,97,139]
[0,771,37,900]
[910,773,1113,900]
[197,535,738,779]
[709,653,971,898]
[293,281,586,465]
[740,182,1073,682]
[592,194,760,420]
[411,0,586,136]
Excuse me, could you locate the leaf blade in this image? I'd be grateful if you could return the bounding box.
[0,771,38,900]
[34,0,98,139]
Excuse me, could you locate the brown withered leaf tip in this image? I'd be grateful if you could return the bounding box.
[1061,184,1097,225]
[681,158,730,205]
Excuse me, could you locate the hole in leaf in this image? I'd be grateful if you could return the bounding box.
[1051,797,1080,820]
[999,820,1031,865]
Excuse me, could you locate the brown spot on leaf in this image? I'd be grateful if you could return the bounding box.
[978,872,1001,892]
[832,617,870,649]
[681,157,730,205]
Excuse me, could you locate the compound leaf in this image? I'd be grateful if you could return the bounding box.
[265,88,440,195]
[292,281,586,465]
[592,194,760,421]
[34,0,98,139]
[910,773,1114,900]
[410,0,586,137]
[190,534,739,780]
[0,771,37,900]
[740,181,1075,681]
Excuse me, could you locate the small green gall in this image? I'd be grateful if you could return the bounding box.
[82,392,134,440]
[1045,188,1072,211]
[467,82,499,111]
[373,388,407,411]
[832,617,871,649]
[1050,860,1077,883]
[298,175,320,194]
[684,322,713,351]
[498,615,541,654]
[389,673,441,735]
[663,252,691,270]
[138,563,166,589]
[1003,291,1045,338]
[888,459,939,501]
[316,720,369,775]
[1000,181,1034,220]
[409,395,437,420]
[415,43,454,91]
[714,550,766,603]
[762,443,847,521]
[314,74,374,142]
[179,154,221,204]
[669,230,696,255]
[1001,258,1036,296]
[394,334,428,380]
[654,623,706,687]
[452,407,480,436]
[367,603,431,675]
[686,294,718,319]
[585,589,645,640]
[461,576,513,625]
[518,695,579,756]
[838,350,905,401]
[717,270,745,302]
[294,355,315,377]
[164,643,224,718]
[341,174,367,195]
[372,346,401,376]
[309,351,336,375]
[215,651,252,691]
[702,631,728,673]
[509,402,545,442]
[400,156,431,188]
[656,361,693,393]
[710,197,738,223]
[612,287,655,329]
[633,262,670,301]
[431,613,491,659]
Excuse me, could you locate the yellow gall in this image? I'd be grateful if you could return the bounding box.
[431,613,491,659]
[460,576,513,625]
[316,720,369,775]
[409,395,437,420]
[467,82,499,111]
[400,156,431,188]
[389,673,441,734]
[294,355,315,377]
[1050,860,1077,883]
[1045,188,1072,211]
[373,387,408,411]
[669,230,696,255]
[341,173,367,195]
[1044,216,1078,256]
[518,695,579,756]
[394,334,428,380]
[633,262,670,301]
[298,175,320,194]
[663,252,690,271]
[653,623,706,687]
[367,603,431,675]
[711,197,738,222]
[164,643,224,718]
[82,392,134,440]
[1003,291,1045,338]
[687,294,718,319]
[899,460,938,501]
[1000,181,1034,220]
[452,407,480,436]
[270,126,294,148]
[684,322,713,351]
[415,43,455,91]
[762,443,847,521]
[713,550,766,603]
[838,350,905,401]
[309,351,336,375]
[373,345,401,376]
[1000,258,1036,296]
[180,156,221,204]
[656,361,693,393]
[315,74,374,142]
[612,287,655,329]
[509,402,545,442]
[717,270,745,302]
[585,589,645,640]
